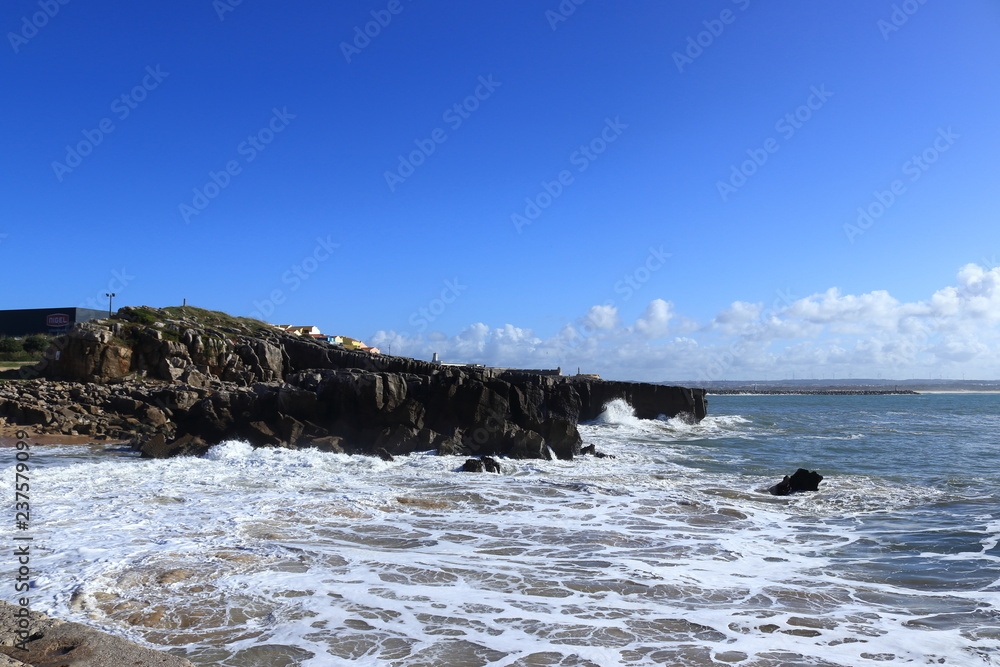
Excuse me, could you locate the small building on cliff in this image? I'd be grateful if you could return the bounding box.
[0,307,108,337]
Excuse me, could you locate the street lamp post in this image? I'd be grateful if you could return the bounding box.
[105,293,116,318]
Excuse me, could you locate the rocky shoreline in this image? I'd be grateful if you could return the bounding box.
[0,306,706,461]
[0,601,192,666]
[0,307,707,663]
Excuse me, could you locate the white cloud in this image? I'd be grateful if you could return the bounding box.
[581,304,619,331]
[712,300,763,334]
[370,265,1000,381]
[634,299,673,339]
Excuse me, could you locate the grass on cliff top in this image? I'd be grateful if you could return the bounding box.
[132,306,273,333]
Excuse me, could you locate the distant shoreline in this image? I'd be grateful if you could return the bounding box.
[706,389,1000,396]
[915,390,1000,394]
[707,389,917,396]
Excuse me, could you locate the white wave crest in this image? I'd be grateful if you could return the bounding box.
[596,398,643,427]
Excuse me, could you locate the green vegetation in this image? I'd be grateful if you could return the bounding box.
[131,309,159,325]
[0,335,52,362]
[105,305,273,351]
[160,306,268,331]
[126,305,271,333]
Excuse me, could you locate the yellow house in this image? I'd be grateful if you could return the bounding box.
[340,337,365,350]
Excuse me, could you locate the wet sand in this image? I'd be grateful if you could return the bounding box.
[0,425,125,447]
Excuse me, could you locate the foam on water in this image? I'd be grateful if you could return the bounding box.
[6,396,1000,666]
[595,398,644,428]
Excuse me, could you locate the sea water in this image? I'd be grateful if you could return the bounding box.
[5,393,999,666]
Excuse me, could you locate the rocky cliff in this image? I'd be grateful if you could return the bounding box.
[2,306,706,460]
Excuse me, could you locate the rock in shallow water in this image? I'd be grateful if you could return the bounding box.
[461,456,501,473]
[768,468,824,496]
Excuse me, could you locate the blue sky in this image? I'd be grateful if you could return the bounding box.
[3,0,1000,381]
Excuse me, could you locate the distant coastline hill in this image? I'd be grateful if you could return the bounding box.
[671,379,1000,395]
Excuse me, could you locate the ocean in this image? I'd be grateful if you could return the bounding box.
[8,393,1000,666]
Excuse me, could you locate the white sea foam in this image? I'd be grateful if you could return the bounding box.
[595,397,643,427]
[7,400,1000,666]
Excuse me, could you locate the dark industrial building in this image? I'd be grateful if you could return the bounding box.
[0,307,109,337]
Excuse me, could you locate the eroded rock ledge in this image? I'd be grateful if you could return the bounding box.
[1,306,706,460]
[0,601,192,666]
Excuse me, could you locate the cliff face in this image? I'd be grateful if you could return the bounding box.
[7,306,706,460]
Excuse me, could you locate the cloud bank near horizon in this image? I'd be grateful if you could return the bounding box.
[370,264,1000,382]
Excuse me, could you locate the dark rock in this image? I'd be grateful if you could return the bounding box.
[768,468,824,496]
[580,444,614,459]
[374,447,395,462]
[244,421,281,447]
[461,458,484,473]
[140,433,209,459]
[276,414,305,445]
[142,405,168,427]
[461,456,501,473]
[310,436,344,453]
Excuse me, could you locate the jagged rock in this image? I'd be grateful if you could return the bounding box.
[580,444,614,459]
[276,414,305,445]
[768,468,824,496]
[310,436,344,453]
[22,405,53,426]
[245,421,281,447]
[140,433,209,459]
[461,458,484,472]
[461,456,501,473]
[143,406,168,427]
[374,447,395,462]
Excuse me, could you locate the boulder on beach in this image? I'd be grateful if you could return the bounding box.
[768,468,824,496]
